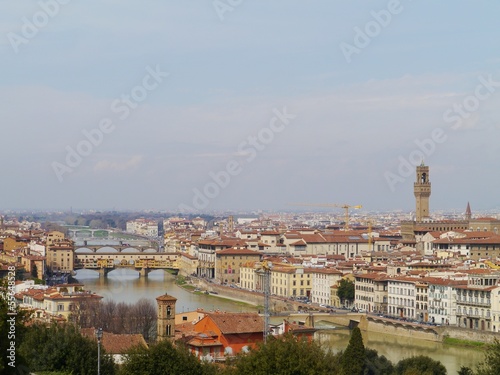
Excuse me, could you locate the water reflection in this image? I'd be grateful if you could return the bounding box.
[316,329,484,375]
[74,268,257,313]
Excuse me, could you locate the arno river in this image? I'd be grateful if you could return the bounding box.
[75,269,484,374]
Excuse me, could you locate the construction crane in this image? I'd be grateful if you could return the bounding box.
[256,260,272,342]
[291,203,362,231]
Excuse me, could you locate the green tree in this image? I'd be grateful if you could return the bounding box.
[337,279,355,306]
[476,338,500,375]
[458,366,473,375]
[341,327,366,375]
[120,339,214,375]
[393,355,447,375]
[364,348,394,375]
[31,264,38,279]
[226,333,341,375]
[19,323,115,375]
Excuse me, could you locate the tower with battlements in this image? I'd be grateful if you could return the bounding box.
[414,162,431,222]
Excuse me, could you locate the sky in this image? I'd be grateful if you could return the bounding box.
[1,1,500,214]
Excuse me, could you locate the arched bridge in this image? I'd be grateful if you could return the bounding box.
[293,313,442,341]
[75,244,158,253]
[74,251,180,278]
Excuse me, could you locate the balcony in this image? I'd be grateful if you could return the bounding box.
[456,299,491,307]
[456,312,491,320]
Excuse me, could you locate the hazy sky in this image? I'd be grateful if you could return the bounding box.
[1,1,500,213]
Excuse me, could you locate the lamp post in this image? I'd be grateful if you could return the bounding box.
[96,327,103,375]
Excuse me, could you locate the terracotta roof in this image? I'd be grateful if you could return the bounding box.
[156,293,177,302]
[81,328,148,354]
[203,312,263,334]
[216,248,261,256]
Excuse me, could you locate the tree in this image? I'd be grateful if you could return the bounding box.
[458,366,473,375]
[19,323,115,375]
[226,333,341,375]
[337,279,355,306]
[364,348,394,375]
[393,355,447,375]
[476,338,500,375]
[31,264,38,279]
[120,339,214,375]
[340,327,366,375]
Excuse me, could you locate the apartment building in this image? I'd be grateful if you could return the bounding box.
[427,277,466,325]
[46,239,74,274]
[126,218,159,237]
[17,284,102,321]
[387,277,417,319]
[354,273,388,313]
[214,248,261,284]
[196,238,247,279]
[240,262,312,298]
[311,268,343,305]
[455,273,500,331]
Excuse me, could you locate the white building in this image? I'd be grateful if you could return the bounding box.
[311,268,343,305]
[387,277,417,320]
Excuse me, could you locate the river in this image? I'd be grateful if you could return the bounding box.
[75,269,484,374]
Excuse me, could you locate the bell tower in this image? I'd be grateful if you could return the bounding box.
[156,292,177,341]
[414,162,431,222]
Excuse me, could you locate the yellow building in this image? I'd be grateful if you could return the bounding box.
[3,237,29,252]
[215,247,261,284]
[46,231,65,246]
[178,253,199,277]
[46,239,74,273]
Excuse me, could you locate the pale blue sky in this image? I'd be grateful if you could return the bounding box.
[1,1,500,213]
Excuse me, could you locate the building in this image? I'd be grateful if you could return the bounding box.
[126,218,159,237]
[186,311,264,360]
[427,277,466,326]
[215,247,261,285]
[387,277,417,320]
[414,161,431,222]
[16,284,102,321]
[311,268,343,305]
[156,292,177,341]
[196,238,247,279]
[354,273,388,313]
[81,329,148,364]
[46,239,75,274]
[455,273,500,331]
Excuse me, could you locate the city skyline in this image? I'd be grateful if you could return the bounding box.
[2,2,500,212]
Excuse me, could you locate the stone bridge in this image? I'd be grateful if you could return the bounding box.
[75,244,157,253]
[74,251,180,278]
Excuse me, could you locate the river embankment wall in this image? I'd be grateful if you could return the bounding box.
[193,278,295,311]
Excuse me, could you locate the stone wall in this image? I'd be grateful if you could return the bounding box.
[358,316,441,342]
[439,326,500,344]
[194,279,294,312]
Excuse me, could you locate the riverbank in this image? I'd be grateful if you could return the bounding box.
[176,275,500,345]
[175,276,262,309]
